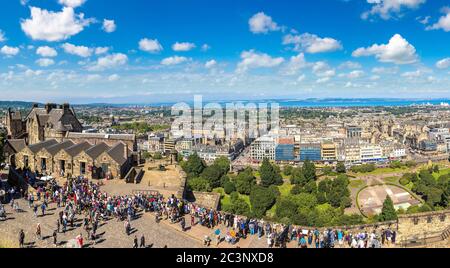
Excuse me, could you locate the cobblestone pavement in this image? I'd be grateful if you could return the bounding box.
[0,199,202,248]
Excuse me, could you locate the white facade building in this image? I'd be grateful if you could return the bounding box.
[250,135,276,161]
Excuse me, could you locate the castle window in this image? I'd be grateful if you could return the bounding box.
[439,214,446,222]
[413,217,419,225]
[427,216,432,223]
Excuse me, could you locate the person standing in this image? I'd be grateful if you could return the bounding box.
[18,230,25,248]
[35,223,42,240]
[52,231,57,246]
[140,235,146,248]
[133,236,138,248]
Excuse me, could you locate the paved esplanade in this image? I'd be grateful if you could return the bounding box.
[0,198,202,248]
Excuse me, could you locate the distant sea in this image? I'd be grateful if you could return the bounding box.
[147,98,450,108]
[2,98,450,109]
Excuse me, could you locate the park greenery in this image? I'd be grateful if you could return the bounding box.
[181,154,364,227]
[399,166,450,211]
[112,122,170,134]
[181,153,450,227]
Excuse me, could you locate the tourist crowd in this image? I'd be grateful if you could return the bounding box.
[3,176,396,248]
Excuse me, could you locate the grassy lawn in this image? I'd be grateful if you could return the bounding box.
[383,176,399,184]
[432,168,450,179]
[278,182,294,197]
[349,179,366,189]
[365,167,407,175]
[213,188,251,209]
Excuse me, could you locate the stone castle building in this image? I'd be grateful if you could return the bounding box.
[3,103,137,180]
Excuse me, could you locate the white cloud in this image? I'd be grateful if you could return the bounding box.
[36,46,57,57]
[88,53,128,71]
[339,70,365,79]
[172,42,196,52]
[316,77,331,84]
[283,33,342,54]
[205,60,217,69]
[95,47,109,55]
[372,66,399,74]
[20,7,93,42]
[237,50,284,73]
[362,0,426,20]
[161,56,189,66]
[1,45,20,56]
[312,61,336,78]
[338,61,362,69]
[0,30,6,42]
[36,58,55,67]
[62,43,92,57]
[108,74,120,81]
[58,0,87,8]
[401,70,423,78]
[282,53,308,75]
[249,12,280,34]
[436,58,450,69]
[102,19,116,33]
[426,7,450,32]
[352,34,418,64]
[25,69,43,77]
[139,38,163,53]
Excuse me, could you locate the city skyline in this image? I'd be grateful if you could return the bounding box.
[0,0,450,103]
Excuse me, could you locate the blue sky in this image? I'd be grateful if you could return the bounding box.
[0,0,449,103]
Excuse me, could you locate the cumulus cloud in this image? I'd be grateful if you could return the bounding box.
[426,7,450,32]
[58,0,87,8]
[21,7,94,42]
[249,12,280,34]
[139,38,163,53]
[237,50,284,73]
[436,58,450,69]
[172,42,196,52]
[362,0,426,20]
[283,33,342,54]
[95,47,109,55]
[161,56,189,66]
[282,53,308,76]
[338,61,362,69]
[102,19,116,33]
[88,53,128,71]
[62,43,92,57]
[205,60,217,69]
[36,46,57,57]
[352,34,418,64]
[36,58,55,67]
[1,45,20,56]
[339,70,365,79]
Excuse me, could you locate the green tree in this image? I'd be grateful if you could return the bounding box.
[201,166,223,188]
[187,177,212,192]
[213,157,231,175]
[336,162,346,174]
[378,196,398,221]
[223,181,236,194]
[235,168,256,195]
[250,186,276,218]
[259,158,283,187]
[302,160,317,182]
[182,152,205,178]
[283,165,294,176]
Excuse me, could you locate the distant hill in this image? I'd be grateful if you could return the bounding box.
[0,101,40,109]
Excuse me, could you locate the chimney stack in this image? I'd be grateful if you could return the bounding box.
[124,143,129,159]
